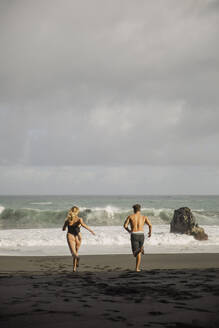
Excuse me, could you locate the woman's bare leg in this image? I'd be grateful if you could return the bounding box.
[75,235,81,250]
[72,242,79,272]
[77,232,82,243]
[67,234,78,271]
[75,235,82,267]
[67,234,78,257]
[73,257,77,272]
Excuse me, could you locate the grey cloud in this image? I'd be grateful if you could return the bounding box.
[0,165,219,195]
[0,0,219,169]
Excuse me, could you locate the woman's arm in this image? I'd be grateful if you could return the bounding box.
[79,218,95,235]
[62,220,68,231]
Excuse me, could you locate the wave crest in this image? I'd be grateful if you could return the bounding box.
[0,206,5,215]
[0,206,218,229]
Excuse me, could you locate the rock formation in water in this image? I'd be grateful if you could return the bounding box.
[170,207,208,241]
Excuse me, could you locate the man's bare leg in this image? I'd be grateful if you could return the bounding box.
[136,252,141,272]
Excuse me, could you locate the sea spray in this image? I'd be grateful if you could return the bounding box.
[0,225,219,256]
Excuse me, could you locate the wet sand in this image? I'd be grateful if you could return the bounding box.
[0,254,219,327]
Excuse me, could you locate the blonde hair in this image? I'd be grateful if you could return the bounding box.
[67,206,79,222]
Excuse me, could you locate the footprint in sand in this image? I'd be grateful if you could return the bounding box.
[158,299,170,304]
[83,304,91,308]
[34,308,44,312]
[148,311,163,316]
[134,299,143,303]
[107,317,120,322]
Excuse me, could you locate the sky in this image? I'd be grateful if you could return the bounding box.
[0,0,219,195]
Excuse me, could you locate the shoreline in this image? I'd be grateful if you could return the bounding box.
[1,253,219,273]
[1,254,219,327]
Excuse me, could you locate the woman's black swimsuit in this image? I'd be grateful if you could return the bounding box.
[68,222,80,236]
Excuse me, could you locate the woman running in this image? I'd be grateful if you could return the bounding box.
[63,206,95,272]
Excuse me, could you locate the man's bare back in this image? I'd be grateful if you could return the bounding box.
[124,213,152,235]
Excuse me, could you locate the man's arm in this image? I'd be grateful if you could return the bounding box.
[145,216,152,237]
[123,216,131,233]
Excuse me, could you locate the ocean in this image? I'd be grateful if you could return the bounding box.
[0,195,219,256]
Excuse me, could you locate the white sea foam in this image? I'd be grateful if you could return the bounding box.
[142,207,172,215]
[0,206,5,214]
[0,225,219,256]
[91,206,121,214]
[31,202,53,205]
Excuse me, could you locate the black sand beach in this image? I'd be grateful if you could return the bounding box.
[1,254,219,327]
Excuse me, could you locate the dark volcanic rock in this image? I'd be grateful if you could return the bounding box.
[170,207,208,240]
[190,226,208,241]
[170,207,195,234]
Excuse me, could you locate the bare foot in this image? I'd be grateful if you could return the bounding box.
[136,269,141,272]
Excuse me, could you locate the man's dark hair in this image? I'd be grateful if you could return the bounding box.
[133,204,141,213]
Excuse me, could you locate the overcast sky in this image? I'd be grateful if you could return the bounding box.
[0,0,219,195]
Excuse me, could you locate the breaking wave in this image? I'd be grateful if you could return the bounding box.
[30,202,53,205]
[0,206,5,215]
[0,206,218,229]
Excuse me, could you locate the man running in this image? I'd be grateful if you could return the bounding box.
[124,204,152,272]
